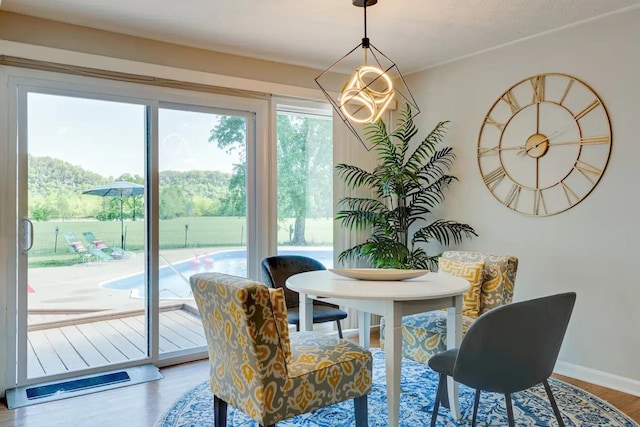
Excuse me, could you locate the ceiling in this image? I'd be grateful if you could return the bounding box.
[1,0,639,74]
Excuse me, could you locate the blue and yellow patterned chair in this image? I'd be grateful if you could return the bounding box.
[380,251,518,363]
[190,272,372,427]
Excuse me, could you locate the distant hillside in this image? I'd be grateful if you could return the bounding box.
[28,156,107,198]
[160,170,231,199]
[29,155,232,199]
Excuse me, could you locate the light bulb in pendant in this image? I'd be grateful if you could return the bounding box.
[339,65,395,124]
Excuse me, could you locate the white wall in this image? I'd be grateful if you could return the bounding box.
[406,7,640,393]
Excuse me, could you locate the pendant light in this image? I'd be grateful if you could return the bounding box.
[315,0,420,150]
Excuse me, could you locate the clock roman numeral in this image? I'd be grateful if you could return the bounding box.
[559,78,575,105]
[485,116,505,130]
[501,91,521,114]
[574,160,602,184]
[533,189,547,216]
[580,135,610,145]
[530,75,545,104]
[504,184,522,209]
[483,166,506,191]
[560,181,579,206]
[574,99,600,120]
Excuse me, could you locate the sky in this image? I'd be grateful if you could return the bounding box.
[27,93,242,178]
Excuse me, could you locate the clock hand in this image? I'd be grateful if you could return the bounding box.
[497,145,526,151]
[477,145,526,156]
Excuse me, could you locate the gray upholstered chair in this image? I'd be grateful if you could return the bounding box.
[261,255,348,338]
[429,292,576,427]
[190,272,371,427]
[380,251,519,363]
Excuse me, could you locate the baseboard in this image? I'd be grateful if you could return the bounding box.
[554,361,640,397]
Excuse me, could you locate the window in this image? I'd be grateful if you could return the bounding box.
[276,101,333,267]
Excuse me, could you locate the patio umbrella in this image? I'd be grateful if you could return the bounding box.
[82,179,144,249]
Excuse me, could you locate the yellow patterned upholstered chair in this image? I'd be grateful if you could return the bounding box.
[380,251,519,363]
[190,272,372,427]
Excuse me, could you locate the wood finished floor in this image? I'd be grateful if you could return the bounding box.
[27,306,206,378]
[1,330,638,426]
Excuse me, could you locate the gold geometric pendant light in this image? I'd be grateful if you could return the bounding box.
[315,0,420,150]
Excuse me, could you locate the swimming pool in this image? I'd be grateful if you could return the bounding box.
[101,248,333,299]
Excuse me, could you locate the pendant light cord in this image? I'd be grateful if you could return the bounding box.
[362,1,370,49]
[364,1,368,39]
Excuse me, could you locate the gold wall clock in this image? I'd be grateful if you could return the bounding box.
[477,73,612,216]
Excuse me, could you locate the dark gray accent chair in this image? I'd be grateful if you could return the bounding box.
[260,255,348,338]
[428,292,577,427]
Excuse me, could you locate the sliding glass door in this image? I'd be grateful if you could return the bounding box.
[157,105,251,356]
[10,72,263,387]
[18,90,150,382]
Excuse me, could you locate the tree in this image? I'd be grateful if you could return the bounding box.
[276,113,332,244]
[209,116,247,216]
[30,200,54,221]
[336,104,477,270]
[159,186,188,219]
[209,113,333,244]
[118,173,144,220]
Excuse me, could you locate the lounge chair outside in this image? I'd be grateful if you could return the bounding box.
[63,232,112,263]
[82,231,127,259]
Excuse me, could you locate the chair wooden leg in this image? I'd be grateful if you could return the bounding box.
[543,379,565,427]
[354,394,368,427]
[430,373,447,427]
[471,389,481,427]
[336,320,343,338]
[214,395,227,427]
[504,393,515,427]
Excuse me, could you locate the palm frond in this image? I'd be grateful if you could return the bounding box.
[416,147,456,184]
[405,121,450,174]
[336,209,386,231]
[335,163,380,190]
[337,243,369,265]
[366,120,399,166]
[337,197,388,216]
[361,235,410,269]
[407,176,457,217]
[405,247,439,270]
[412,220,478,246]
[390,104,419,160]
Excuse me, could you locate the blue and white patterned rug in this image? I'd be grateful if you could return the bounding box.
[156,349,637,426]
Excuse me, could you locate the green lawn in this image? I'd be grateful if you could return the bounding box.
[28,216,333,267]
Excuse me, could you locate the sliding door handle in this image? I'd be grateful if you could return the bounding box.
[23,218,34,253]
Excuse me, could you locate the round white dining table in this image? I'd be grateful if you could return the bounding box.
[286,269,470,427]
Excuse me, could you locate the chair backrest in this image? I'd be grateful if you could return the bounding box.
[62,231,78,246]
[82,231,99,243]
[261,255,326,308]
[441,251,518,314]
[83,231,107,250]
[189,272,290,419]
[62,232,87,254]
[453,292,576,393]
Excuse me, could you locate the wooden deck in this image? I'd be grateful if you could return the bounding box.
[26,304,206,378]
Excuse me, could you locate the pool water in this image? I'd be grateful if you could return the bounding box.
[101,249,333,299]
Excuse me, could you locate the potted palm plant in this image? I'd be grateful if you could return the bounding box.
[336,104,477,270]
